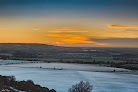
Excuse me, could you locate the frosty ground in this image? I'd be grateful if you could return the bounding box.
[0,60,138,92]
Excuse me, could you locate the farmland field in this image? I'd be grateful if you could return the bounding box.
[122,64,138,70]
[12,56,124,63]
[91,56,113,61]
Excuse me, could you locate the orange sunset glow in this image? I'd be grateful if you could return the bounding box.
[0,0,138,47]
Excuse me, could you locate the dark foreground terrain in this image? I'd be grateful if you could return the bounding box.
[0,75,56,92]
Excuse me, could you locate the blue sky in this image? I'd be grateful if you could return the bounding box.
[0,0,138,17]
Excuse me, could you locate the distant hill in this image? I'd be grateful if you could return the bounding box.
[0,43,82,58]
[0,43,57,54]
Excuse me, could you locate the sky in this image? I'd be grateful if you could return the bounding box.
[0,0,138,47]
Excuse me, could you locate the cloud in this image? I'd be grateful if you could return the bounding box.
[48,34,92,43]
[48,31,88,33]
[108,25,138,28]
[46,27,108,46]
[120,29,138,32]
[32,28,40,31]
[92,38,138,47]
[47,34,107,46]
[48,27,88,33]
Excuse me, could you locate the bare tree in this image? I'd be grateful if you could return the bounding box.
[69,81,93,92]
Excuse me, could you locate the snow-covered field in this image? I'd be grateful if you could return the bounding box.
[0,60,138,92]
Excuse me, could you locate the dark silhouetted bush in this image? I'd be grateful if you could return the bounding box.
[69,81,92,92]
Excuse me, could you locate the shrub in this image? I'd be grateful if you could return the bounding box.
[69,81,93,92]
